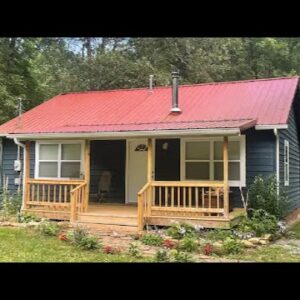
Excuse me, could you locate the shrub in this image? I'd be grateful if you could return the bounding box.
[178,237,199,252]
[248,175,289,219]
[66,225,101,250]
[17,213,41,223]
[205,229,234,241]
[237,209,278,237]
[202,243,214,256]
[103,245,121,254]
[141,233,164,246]
[166,222,197,240]
[163,239,178,249]
[155,249,170,262]
[128,243,142,258]
[58,233,68,241]
[38,220,60,236]
[170,250,194,262]
[222,237,243,255]
[0,189,22,218]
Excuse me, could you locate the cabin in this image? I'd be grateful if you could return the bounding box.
[0,73,300,231]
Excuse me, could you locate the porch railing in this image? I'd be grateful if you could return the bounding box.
[26,179,85,211]
[137,181,228,231]
[70,182,87,221]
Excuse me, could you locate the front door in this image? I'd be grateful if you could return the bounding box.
[126,139,148,203]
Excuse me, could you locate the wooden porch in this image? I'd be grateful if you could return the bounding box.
[22,137,244,231]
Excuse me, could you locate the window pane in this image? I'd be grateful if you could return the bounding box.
[61,162,81,178]
[186,142,210,160]
[229,162,240,180]
[214,142,223,160]
[40,144,58,160]
[186,162,209,180]
[214,162,223,180]
[229,141,240,160]
[62,144,81,160]
[39,162,58,177]
[214,162,240,181]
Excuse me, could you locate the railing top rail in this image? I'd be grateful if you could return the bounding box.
[137,182,151,196]
[28,179,85,185]
[70,182,87,193]
[151,181,225,187]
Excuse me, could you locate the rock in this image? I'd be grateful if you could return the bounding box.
[261,234,272,241]
[241,240,257,248]
[212,242,223,248]
[259,239,269,245]
[248,237,261,245]
[111,231,120,237]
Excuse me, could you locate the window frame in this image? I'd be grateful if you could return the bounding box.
[181,136,246,187]
[284,139,289,186]
[35,140,84,180]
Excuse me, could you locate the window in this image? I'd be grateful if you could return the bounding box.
[182,136,245,187]
[284,140,289,186]
[36,142,83,179]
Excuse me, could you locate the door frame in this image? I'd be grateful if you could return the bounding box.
[125,138,155,204]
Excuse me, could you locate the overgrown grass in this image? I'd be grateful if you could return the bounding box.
[288,222,300,239]
[228,245,300,262]
[0,227,150,262]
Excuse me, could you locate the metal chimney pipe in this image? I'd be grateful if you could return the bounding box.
[171,71,181,113]
[149,75,154,92]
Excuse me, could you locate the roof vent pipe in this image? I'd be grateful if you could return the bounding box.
[149,75,154,92]
[171,71,181,113]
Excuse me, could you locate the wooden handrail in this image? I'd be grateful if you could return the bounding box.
[137,182,151,196]
[28,179,85,185]
[70,182,87,222]
[151,181,224,187]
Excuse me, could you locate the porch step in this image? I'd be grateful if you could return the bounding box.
[77,213,137,227]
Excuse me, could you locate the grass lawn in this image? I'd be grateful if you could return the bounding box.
[227,245,300,262]
[288,221,300,239]
[0,227,150,262]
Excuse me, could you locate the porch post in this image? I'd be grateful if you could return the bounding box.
[24,141,30,209]
[147,138,153,218]
[84,140,90,212]
[147,138,153,182]
[223,136,229,218]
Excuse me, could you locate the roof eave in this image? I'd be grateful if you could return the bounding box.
[5,128,243,140]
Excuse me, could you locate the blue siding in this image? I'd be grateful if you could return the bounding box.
[279,100,300,212]
[230,129,276,208]
[0,138,35,193]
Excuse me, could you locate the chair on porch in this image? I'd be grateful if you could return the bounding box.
[97,171,112,203]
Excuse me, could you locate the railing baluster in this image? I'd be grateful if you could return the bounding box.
[202,187,204,208]
[209,187,212,216]
[159,186,162,207]
[171,187,174,208]
[183,187,186,208]
[195,187,199,209]
[188,187,192,208]
[165,187,168,207]
[177,187,180,207]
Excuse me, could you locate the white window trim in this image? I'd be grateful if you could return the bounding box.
[284,139,289,186]
[35,140,84,180]
[180,136,246,187]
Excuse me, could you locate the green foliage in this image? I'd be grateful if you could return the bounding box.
[128,243,143,258]
[37,220,60,236]
[222,237,244,255]
[17,213,41,223]
[66,225,101,250]
[248,175,289,219]
[170,250,194,262]
[178,237,199,252]
[205,229,234,241]
[0,189,22,218]
[166,222,197,240]
[155,249,170,262]
[237,209,278,237]
[140,233,164,246]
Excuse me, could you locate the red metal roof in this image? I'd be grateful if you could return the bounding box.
[0,76,298,135]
